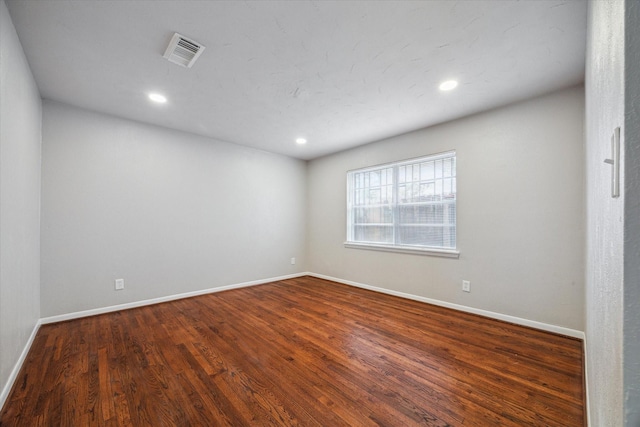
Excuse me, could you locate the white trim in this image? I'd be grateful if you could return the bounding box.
[40,273,307,325]
[0,320,42,411]
[308,272,585,340]
[346,151,458,254]
[344,242,460,258]
[346,150,456,173]
[39,270,586,337]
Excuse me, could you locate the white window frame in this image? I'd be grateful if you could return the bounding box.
[344,151,459,258]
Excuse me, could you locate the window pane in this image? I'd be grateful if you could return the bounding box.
[384,185,393,204]
[446,202,456,225]
[354,225,393,244]
[403,183,412,202]
[368,188,380,204]
[354,206,394,224]
[370,170,380,187]
[435,159,443,178]
[443,178,452,196]
[424,161,434,180]
[398,204,449,225]
[397,225,456,248]
[444,158,453,177]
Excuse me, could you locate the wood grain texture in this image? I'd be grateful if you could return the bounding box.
[0,276,584,426]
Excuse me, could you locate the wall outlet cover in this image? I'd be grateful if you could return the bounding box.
[462,280,471,292]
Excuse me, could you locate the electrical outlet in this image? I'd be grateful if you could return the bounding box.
[290,257,296,265]
[462,280,470,293]
[115,279,124,290]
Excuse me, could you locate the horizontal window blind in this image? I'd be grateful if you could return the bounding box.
[347,151,456,250]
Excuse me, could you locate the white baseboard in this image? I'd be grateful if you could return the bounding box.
[40,270,586,337]
[40,272,307,325]
[0,320,41,411]
[308,272,585,340]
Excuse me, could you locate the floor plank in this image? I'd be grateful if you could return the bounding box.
[0,276,584,426]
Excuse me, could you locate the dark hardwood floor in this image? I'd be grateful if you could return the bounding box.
[0,276,584,426]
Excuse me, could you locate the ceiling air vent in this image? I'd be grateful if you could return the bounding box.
[163,33,205,68]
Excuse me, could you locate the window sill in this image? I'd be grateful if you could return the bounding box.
[343,242,460,258]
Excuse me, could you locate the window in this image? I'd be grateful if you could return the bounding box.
[346,151,458,257]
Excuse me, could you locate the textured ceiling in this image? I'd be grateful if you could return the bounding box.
[6,0,586,160]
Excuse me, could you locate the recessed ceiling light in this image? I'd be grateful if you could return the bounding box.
[296,138,307,145]
[148,93,167,103]
[439,80,458,91]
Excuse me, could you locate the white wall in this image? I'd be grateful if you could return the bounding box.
[585,1,625,425]
[0,0,42,407]
[40,101,306,317]
[308,87,585,331]
[623,2,640,425]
